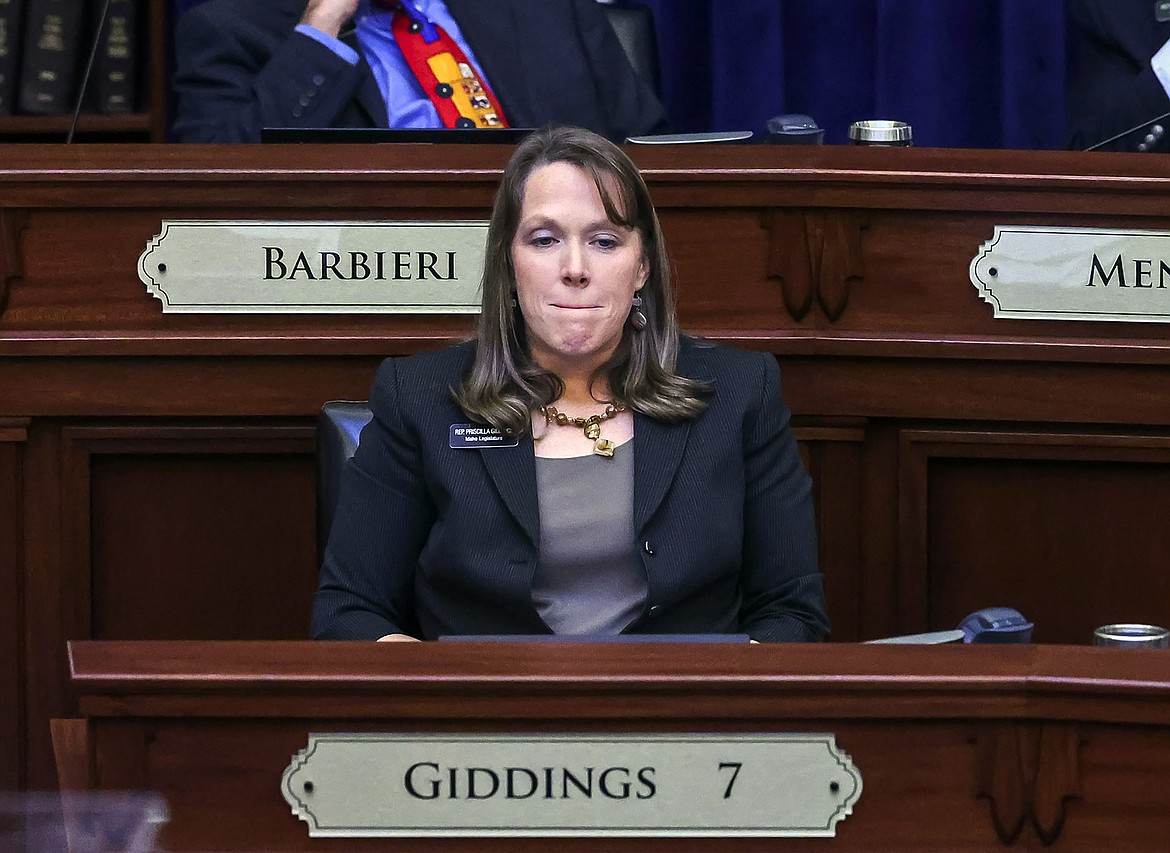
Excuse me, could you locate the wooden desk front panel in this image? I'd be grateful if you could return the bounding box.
[4,145,1170,790]
[87,717,997,852]
[65,641,1170,852]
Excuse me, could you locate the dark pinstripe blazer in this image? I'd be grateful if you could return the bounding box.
[311,339,829,642]
[172,0,670,143]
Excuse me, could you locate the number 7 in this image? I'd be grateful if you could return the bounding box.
[718,762,742,799]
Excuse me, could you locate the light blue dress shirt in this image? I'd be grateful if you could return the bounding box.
[295,0,493,128]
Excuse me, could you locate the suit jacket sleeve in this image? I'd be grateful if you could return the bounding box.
[1066,0,1170,152]
[311,358,434,639]
[172,2,371,143]
[738,354,829,642]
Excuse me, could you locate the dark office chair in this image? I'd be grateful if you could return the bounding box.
[596,0,662,96]
[316,401,373,562]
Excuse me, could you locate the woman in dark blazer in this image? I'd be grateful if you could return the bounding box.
[312,125,829,643]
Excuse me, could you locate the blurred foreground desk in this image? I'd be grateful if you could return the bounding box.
[6,145,1170,789]
[63,640,1170,852]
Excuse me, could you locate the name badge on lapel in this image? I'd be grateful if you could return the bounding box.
[449,423,519,449]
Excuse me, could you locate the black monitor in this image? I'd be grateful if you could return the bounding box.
[260,127,535,144]
[438,634,752,644]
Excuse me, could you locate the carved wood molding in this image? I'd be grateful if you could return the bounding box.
[763,210,815,321]
[815,211,866,321]
[972,721,1083,847]
[0,209,29,317]
[0,418,31,443]
[762,209,866,322]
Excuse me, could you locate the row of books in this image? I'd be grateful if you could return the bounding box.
[0,0,140,117]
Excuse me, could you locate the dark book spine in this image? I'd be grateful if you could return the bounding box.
[92,0,135,113]
[0,0,26,114]
[17,0,85,114]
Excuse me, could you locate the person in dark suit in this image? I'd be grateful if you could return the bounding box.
[311,125,829,643]
[1067,0,1170,152]
[172,0,670,143]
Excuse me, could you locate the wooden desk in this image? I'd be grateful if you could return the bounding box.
[4,144,1170,788]
[63,639,1170,852]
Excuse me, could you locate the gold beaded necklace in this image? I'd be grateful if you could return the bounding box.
[539,403,627,458]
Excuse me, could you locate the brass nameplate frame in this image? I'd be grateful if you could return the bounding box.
[281,733,862,838]
[137,220,488,313]
[971,225,1170,322]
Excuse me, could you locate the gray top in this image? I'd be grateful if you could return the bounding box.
[532,440,646,634]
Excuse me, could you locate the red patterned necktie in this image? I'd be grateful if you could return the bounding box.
[384,1,510,129]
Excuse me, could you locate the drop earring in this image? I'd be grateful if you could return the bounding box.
[629,293,647,331]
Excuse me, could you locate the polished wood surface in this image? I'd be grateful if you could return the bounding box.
[64,639,1170,851]
[4,144,1170,791]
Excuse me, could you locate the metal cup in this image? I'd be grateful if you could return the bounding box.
[1093,623,1170,649]
[848,120,913,147]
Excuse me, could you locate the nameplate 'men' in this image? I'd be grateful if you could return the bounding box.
[280,733,861,838]
[970,225,1170,322]
[449,424,519,449]
[137,220,488,313]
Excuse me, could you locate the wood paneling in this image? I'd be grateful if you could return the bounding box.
[58,425,318,641]
[793,421,866,642]
[62,640,1170,852]
[0,420,27,789]
[900,429,1170,643]
[19,421,69,790]
[6,144,1170,790]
